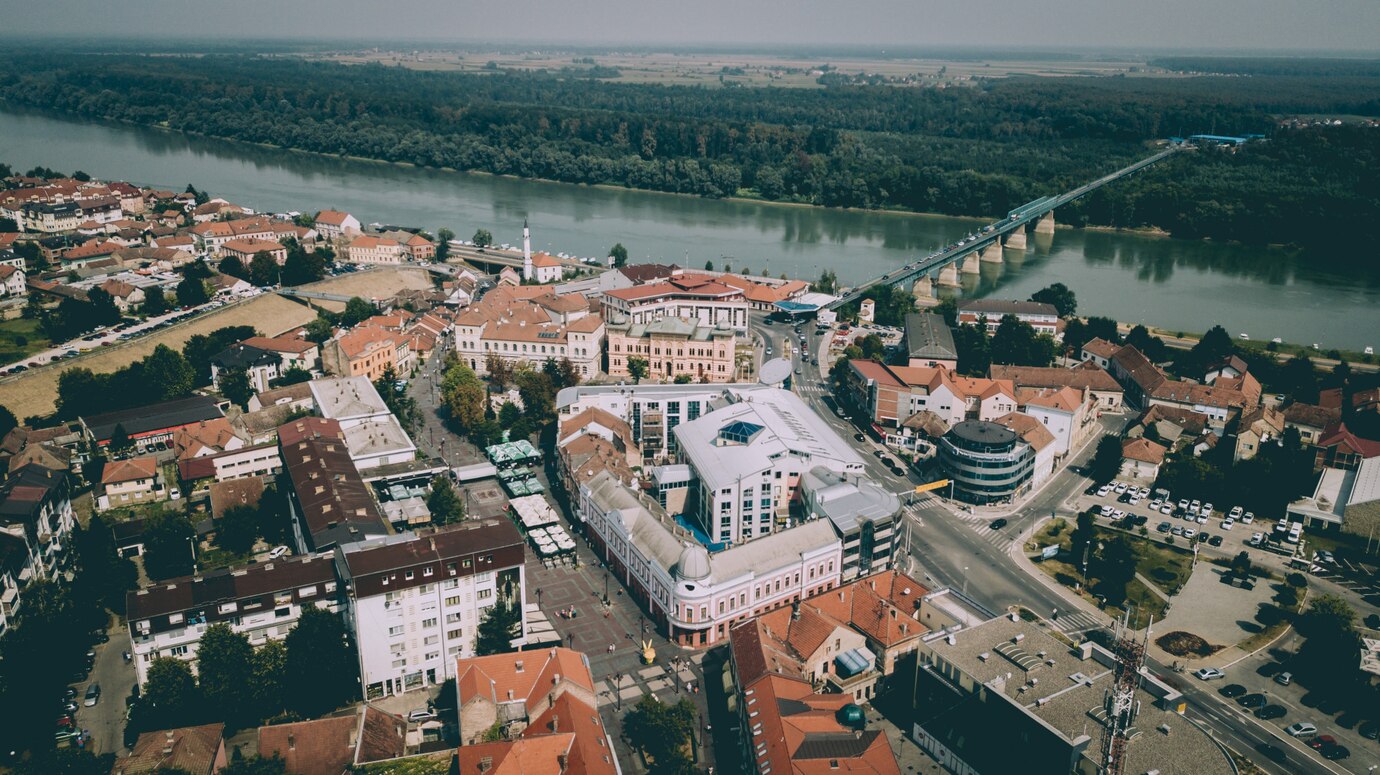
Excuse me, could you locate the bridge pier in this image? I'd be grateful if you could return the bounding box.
[1004,228,1027,251]
[960,251,981,274]
[1035,210,1056,236]
[937,264,962,288]
[980,242,1003,264]
[912,275,938,307]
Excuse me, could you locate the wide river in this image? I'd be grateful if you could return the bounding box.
[3,107,1377,350]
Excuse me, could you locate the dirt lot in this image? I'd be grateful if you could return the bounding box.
[0,293,314,420]
[298,266,435,312]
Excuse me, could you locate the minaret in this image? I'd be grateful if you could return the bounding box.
[522,218,533,281]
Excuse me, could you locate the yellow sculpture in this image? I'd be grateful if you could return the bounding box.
[640,639,656,665]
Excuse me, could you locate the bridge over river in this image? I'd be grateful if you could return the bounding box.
[826,147,1180,310]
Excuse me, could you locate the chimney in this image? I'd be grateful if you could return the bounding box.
[550,713,560,732]
[558,753,570,772]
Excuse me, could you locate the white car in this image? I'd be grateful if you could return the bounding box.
[1196,515,1208,525]
[1183,528,1198,539]
[1193,667,1226,681]
[1097,485,1111,497]
[407,708,437,723]
[1160,504,1173,515]
[1177,499,1190,511]
[1150,499,1163,511]
[1202,502,1214,514]
[1220,518,1234,530]
[1128,496,1142,506]
[1115,483,1129,494]
[1241,511,1254,524]
[1137,487,1151,499]
[1100,505,1114,517]
[1249,532,1264,545]
[1285,722,1317,737]
[1229,506,1244,519]
[267,545,290,560]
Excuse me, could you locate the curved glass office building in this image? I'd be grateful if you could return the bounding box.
[937,420,1034,504]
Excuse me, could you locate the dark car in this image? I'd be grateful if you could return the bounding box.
[1133,514,1148,526]
[854,433,866,443]
[1237,693,1268,709]
[1208,534,1224,547]
[990,518,1008,530]
[1219,684,1248,699]
[1321,744,1350,761]
[1254,704,1287,720]
[1359,721,1379,740]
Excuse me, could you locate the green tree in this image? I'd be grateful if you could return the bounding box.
[435,228,455,262]
[142,287,170,316]
[219,366,254,409]
[515,368,557,426]
[144,657,200,727]
[1230,550,1254,580]
[475,600,522,656]
[952,323,989,375]
[1085,316,1121,344]
[1278,355,1320,404]
[143,512,197,581]
[427,476,465,525]
[143,344,196,401]
[442,360,488,435]
[250,640,288,721]
[1069,510,1098,573]
[248,251,280,287]
[1095,536,1138,606]
[340,297,375,327]
[197,623,256,727]
[217,504,261,555]
[990,315,1054,367]
[9,748,117,775]
[497,401,522,430]
[303,315,335,343]
[621,695,698,775]
[0,402,16,439]
[222,756,288,775]
[72,514,139,615]
[703,260,715,272]
[627,355,649,384]
[271,366,312,387]
[1295,594,1360,692]
[609,242,628,268]
[176,275,210,307]
[219,256,248,280]
[1030,282,1077,317]
[284,606,355,717]
[472,228,493,249]
[1089,434,1123,485]
[110,422,132,452]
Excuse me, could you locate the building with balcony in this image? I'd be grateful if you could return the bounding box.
[937,420,1035,504]
[606,316,737,384]
[126,553,341,686]
[601,273,750,332]
[0,463,76,638]
[334,520,527,699]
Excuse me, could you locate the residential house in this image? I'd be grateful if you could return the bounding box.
[1233,406,1285,462]
[957,299,1060,336]
[843,360,1017,434]
[903,312,958,370]
[1080,337,1120,369]
[99,278,145,311]
[170,418,245,461]
[1283,402,1341,446]
[343,235,408,265]
[1120,438,1168,481]
[989,363,1124,412]
[0,265,26,300]
[177,443,283,485]
[993,412,1057,487]
[257,705,406,775]
[207,476,265,519]
[211,343,283,394]
[322,326,412,382]
[526,252,567,283]
[112,724,227,775]
[1311,422,1380,471]
[101,455,162,508]
[237,335,319,373]
[221,238,287,265]
[1017,385,1095,458]
[378,230,435,261]
[248,382,315,413]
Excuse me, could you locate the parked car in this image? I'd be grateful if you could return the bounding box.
[1254,705,1287,720]
[407,708,438,723]
[1320,743,1350,761]
[1157,522,1171,533]
[1274,671,1293,686]
[84,683,101,707]
[1237,693,1268,709]
[1357,721,1379,740]
[267,545,290,560]
[1208,535,1224,547]
[1307,734,1337,750]
[1284,722,1317,737]
[1219,684,1248,699]
[1193,667,1226,681]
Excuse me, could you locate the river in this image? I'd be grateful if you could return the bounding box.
[2,107,1377,351]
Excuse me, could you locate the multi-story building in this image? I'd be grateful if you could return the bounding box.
[81,396,226,452]
[126,553,341,686]
[278,417,391,553]
[322,326,413,382]
[842,360,1017,440]
[314,210,362,241]
[911,613,1233,775]
[991,363,1124,412]
[578,469,842,648]
[956,299,1060,336]
[601,274,750,332]
[674,388,868,544]
[1017,385,1096,458]
[210,343,283,394]
[334,520,527,699]
[343,235,408,265]
[237,335,319,373]
[220,238,287,264]
[452,290,604,379]
[177,442,282,484]
[937,420,1036,504]
[0,463,77,638]
[903,312,959,370]
[606,316,737,383]
[310,376,417,471]
[378,230,436,261]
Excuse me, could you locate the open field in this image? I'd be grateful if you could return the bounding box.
[0,293,314,420]
[297,266,435,312]
[0,317,51,363]
[309,49,1150,89]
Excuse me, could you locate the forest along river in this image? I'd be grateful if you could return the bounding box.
[2,106,1378,351]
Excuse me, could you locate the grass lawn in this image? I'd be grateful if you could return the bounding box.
[0,317,51,362]
[1030,517,1184,629]
[1129,535,1195,596]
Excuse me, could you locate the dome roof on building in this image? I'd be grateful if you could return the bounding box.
[676,543,712,581]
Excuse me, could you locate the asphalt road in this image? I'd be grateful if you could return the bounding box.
[73,623,137,757]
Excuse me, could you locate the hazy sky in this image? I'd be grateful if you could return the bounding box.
[0,0,1377,52]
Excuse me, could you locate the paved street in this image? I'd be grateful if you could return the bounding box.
[73,619,138,757]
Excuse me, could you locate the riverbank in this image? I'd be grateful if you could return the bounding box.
[1112,323,1377,373]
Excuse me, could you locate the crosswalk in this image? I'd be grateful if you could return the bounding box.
[1052,609,1105,636]
[940,505,1022,552]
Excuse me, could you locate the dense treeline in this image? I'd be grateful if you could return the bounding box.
[1151,56,1380,78]
[0,53,1376,247]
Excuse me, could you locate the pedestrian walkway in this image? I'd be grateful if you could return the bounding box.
[1052,609,1104,637]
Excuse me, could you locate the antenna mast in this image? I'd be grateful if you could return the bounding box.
[1099,609,1151,775]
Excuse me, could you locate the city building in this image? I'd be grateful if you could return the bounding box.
[1079,337,1120,370]
[310,376,418,470]
[601,273,750,331]
[992,412,1057,488]
[606,315,737,383]
[344,235,409,265]
[0,463,77,638]
[1017,385,1096,458]
[81,396,226,452]
[990,363,1124,412]
[113,724,227,775]
[842,360,1017,434]
[126,553,340,686]
[322,325,413,382]
[674,388,868,544]
[577,469,842,648]
[452,289,604,379]
[798,467,899,580]
[910,613,1233,775]
[176,442,283,485]
[220,238,286,265]
[453,648,613,775]
[314,210,362,241]
[557,383,756,464]
[278,417,390,553]
[903,312,958,370]
[1119,437,1168,481]
[1288,455,1380,536]
[378,230,436,261]
[210,342,283,394]
[937,420,1035,504]
[0,264,26,300]
[334,519,527,699]
[257,705,406,774]
[957,299,1059,336]
[100,455,163,508]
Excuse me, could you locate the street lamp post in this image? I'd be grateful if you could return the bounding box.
[962,565,969,596]
[604,572,610,606]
